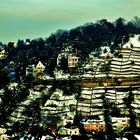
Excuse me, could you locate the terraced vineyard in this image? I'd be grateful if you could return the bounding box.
[1,35,140,139]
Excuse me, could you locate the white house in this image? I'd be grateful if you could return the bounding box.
[0,50,8,60]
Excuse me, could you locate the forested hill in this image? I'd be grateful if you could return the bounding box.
[1,17,140,79]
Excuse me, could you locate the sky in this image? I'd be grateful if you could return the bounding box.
[0,0,140,43]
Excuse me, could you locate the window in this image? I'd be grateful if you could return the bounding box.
[85,124,89,128]
[96,128,99,132]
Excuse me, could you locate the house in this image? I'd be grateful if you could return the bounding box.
[26,65,35,76]
[58,126,80,136]
[0,128,6,135]
[0,50,8,60]
[80,119,106,133]
[68,54,79,68]
[98,46,111,59]
[0,134,11,140]
[57,46,79,68]
[112,117,129,124]
[25,40,30,46]
[62,116,74,126]
[35,61,45,73]
[13,42,18,48]
[57,47,70,67]
[89,51,97,59]
[40,135,54,140]
[7,61,17,82]
[112,117,129,132]
[47,124,57,133]
[34,61,45,77]
[8,82,18,91]
[57,53,63,66]
[41,115,61,130]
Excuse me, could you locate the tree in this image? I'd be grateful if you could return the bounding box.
[59,57,68,72]
[104,48,107,53]
[17,39,25,50]
[115,18,126,35]
[127,87,136,132]
[102,89,115,139]
[132,16,140,28]
[37,38,45,48]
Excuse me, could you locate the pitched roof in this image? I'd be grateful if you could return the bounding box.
[36,61,45,69]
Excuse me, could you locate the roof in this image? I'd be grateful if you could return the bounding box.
[68,53,78,58]
[25,41,30,45]
[36,61,45,69]
[80,119,105,124]
[0,49,6,53]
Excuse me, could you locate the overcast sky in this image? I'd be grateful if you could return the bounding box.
[0,0,140,43]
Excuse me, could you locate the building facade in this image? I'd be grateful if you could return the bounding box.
[68,54,79,68]
[80,119,106,132]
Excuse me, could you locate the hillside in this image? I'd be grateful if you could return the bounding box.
[0,18,140,139]
[0,18,140,79]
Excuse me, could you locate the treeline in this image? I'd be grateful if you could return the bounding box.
[46,17,140,56]
[0,17,140,79]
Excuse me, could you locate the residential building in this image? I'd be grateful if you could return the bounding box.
[7,61,17,82]
[26,65,35,76]
[25,40,30,46]
[80,119,106,132]
[0,50,8,60]
[112,117,129,132]
[0,128,6,135]
[34,61,45,73]
[33,61,45,78]
[13,42,17,48]
[112,117,129,124]
[68,54,79,68]
[57,46,78,68]
[62,116,74,126]
[58,126,80,136]
[0,134,11,140]
[57,53,63,66]
[57,46,72,67]
[99,46,111,59]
